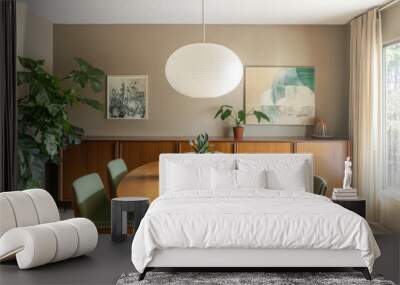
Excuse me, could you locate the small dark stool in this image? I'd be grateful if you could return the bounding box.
[111,197,149,242]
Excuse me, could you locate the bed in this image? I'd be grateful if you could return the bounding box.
[131,154,380,280]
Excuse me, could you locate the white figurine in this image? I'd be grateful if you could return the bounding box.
[343,156,352,189]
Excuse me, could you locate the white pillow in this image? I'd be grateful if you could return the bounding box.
[266,162,307,191]
[237,169,267,189]
[167,162,212,191]
[212,168,237,190]
[237,158,310,192]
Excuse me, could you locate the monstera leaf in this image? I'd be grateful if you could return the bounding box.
[69,58,105,92]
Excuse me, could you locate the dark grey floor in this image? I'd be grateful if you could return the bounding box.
[0,235,134,285]
[1,219,399,285]
[373,233,400,284]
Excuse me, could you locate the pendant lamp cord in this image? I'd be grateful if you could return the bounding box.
[202,0,206,43]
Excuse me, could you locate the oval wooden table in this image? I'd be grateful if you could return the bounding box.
[117,161,159,202]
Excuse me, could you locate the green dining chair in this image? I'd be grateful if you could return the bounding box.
[72,173,111,229]
[313,175,328,196]
[106,158,135,226]
[107,159,128,198]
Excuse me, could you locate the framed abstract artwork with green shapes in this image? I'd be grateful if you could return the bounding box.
[245,66,315,125]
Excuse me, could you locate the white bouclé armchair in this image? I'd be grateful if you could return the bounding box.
[0,189,98,269]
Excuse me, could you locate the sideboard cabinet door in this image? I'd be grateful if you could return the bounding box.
[120,141,178,171]
[295,141,348,196]
[236,142,292,153]
[61,143,87,202]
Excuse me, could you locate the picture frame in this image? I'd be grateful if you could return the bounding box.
[107,75,148,120]
[244,66,315,125]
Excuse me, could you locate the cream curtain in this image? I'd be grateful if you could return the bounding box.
[349,8,382,221]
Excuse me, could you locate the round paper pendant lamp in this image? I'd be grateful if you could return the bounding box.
[165,43,243,98]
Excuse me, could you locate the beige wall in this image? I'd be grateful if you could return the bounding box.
[16,1,53,72]
[382,2,400,44]
[379,3,400,235]
[54,24,349,138]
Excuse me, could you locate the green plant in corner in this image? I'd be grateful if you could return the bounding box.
[189,133,209,153]
[17,57,105,189]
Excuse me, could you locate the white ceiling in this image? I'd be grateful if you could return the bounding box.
[23,0,389,25]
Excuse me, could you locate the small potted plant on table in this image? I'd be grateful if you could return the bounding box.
[214,105,269,140]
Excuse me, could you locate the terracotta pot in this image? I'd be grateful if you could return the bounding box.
[233,127,244,140]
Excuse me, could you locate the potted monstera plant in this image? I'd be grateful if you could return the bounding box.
[214,105,269,139]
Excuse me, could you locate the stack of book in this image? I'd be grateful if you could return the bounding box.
[332,188,358,200]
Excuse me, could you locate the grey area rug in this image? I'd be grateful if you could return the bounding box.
[116,272,396,285]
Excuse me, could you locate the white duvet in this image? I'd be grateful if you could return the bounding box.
[131,190,380,273]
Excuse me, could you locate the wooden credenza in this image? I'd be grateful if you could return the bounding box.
[60,137,350,203]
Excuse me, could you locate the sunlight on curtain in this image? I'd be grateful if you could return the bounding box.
[384,42,400,194]
[349,8,382,221]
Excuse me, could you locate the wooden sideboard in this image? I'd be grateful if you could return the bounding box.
[60,137,350,203]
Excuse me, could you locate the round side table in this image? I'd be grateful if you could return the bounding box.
[111,197,149,242]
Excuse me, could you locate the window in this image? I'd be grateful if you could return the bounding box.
[383,42,400,192]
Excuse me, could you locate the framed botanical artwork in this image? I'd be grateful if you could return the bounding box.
[107,75,148,119]
[245,66,315,125]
